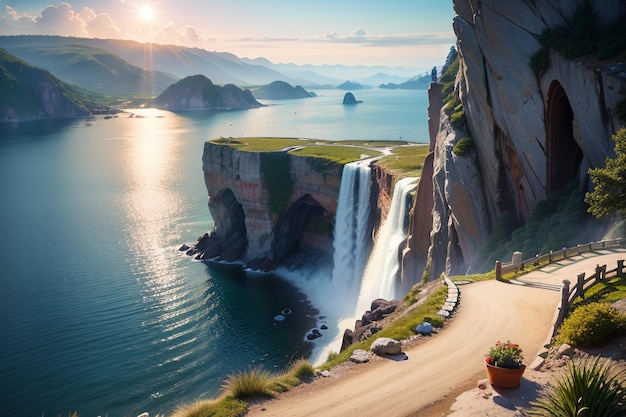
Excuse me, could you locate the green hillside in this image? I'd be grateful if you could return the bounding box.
[2,43,178,96]
[0,48,111,121]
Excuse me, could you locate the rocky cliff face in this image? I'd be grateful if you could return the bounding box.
[190,141,346,271]
[0,48,95,122]
[188,140,404,274]
[413,0,626,278]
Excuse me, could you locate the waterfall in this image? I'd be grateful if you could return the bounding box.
[355,176,417,317]
[329,159,372,313]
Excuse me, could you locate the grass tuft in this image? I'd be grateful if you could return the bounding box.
[530,356,626,417]
[169,396,247,417]
[221,367,274,400]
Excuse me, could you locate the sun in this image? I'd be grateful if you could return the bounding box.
[139,4,155,22]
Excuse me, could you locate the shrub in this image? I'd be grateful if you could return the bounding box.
[453,136,473,156]
[557,302,626,347]
[450,109,465,129]
[530,48,549,79]
[530,356,626,417]
[221,367,273,399]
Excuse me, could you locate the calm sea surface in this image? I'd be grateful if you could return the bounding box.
[0,88,429,417]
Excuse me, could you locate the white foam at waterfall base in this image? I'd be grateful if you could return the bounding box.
[275,160,373,364]
[355,177,417,319]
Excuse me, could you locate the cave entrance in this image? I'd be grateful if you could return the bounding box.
[207,188,247,261]
[546,81,583,194]
[271,194,334,268]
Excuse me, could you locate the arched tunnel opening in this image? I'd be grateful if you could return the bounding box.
[271,194,334,269]
[546,81,583,194]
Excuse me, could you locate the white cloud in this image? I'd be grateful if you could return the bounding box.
[79,7,122,39]
[37,3,87,36]
[0,3,123,39]
[350,27,366,37]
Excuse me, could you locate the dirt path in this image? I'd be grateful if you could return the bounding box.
[246,280,560,417]
[245,250,626,417]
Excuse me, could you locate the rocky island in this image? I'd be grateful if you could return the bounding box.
[153,74,262,110]
[250,80,315,100]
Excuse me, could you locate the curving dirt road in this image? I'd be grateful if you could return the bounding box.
[246,280,558,417]
[245,251,626,417]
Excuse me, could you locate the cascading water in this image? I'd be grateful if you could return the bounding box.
[355,176,418,318]
[277,159,374,364]
[329,159,373,313]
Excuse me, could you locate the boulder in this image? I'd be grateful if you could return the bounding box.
[415,322,434,335]
[350,349,370,363]
[370,337,402,356]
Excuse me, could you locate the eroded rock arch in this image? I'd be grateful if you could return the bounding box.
[546,80,583,194]
[270,194,334,269]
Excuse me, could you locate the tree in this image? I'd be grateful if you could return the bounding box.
[585,128,626,218]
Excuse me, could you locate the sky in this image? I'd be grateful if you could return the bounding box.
[0,1,456,72]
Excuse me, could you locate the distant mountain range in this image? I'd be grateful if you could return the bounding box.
[0,36,425,90]
[380,73,433,89]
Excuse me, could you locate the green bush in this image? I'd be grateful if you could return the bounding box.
[530,48,550,79]
[450,109,465,129]
[530,356,626,417]
[557,302,626,347]
[453,136,473,156]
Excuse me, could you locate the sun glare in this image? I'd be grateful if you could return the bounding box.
[139,4,155,22]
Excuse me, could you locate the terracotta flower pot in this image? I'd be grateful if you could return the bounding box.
[485,363,526,388]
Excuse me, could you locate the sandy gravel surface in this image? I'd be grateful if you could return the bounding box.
[245,250,626,417]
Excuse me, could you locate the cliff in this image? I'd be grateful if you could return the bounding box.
[189,140,345,271]
[186,139,410,274]
[153,75,262,110]
[409,0,626,279]
[0,48,102,122]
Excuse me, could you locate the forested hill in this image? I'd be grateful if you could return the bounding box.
[0,48,109,122]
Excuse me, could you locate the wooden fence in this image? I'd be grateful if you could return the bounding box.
[495,238,625,280]
[552,259,625,336]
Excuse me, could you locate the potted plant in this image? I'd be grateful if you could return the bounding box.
[485,340,525,388]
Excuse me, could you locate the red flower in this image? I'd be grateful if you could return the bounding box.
[485,356,493,364]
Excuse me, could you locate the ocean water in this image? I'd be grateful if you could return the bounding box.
[0,88,429,417]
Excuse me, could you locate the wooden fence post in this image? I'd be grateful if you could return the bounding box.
[577,273,585,300]
[549,250,553,263]
[618,260,624,277]
[556,279,571,332]
[576,244,581,255]
[595,264,606,282]
[495,260,502,281]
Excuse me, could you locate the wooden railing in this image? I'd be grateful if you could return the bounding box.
[552,259,625,336]
[495,238,625,280]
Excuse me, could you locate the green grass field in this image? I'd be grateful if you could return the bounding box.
[209,137,430,176]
